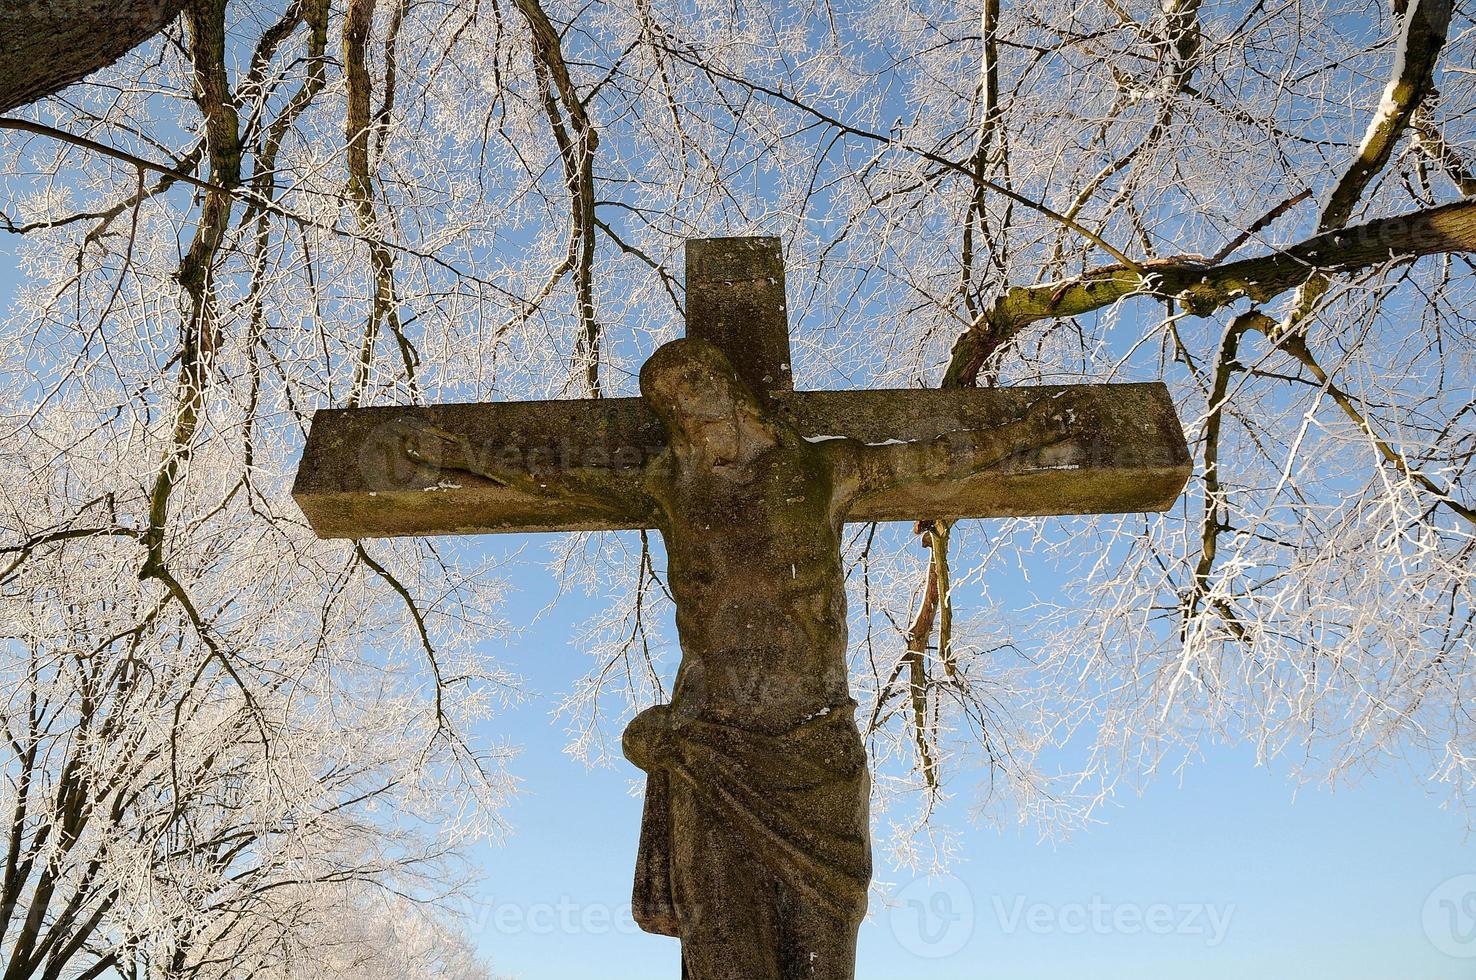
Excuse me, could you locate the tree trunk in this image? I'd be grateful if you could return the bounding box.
[0,0,185,112]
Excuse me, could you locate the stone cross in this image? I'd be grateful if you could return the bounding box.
[293,238,1191,979]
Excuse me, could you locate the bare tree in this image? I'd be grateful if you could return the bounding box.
[0,0,1472,967]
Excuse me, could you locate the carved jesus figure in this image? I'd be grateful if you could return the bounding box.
[622,338,1077,979]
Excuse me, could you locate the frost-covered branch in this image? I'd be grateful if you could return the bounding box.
[945,200,1476,385]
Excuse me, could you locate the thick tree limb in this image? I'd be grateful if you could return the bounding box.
[142,0,238,577]
[1275,0,1454,333]
[0,0,186,112]
[944,200,1476,386]
[1319,0,1452,232]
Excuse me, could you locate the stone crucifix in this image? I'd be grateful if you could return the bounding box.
[293,238,1191,979]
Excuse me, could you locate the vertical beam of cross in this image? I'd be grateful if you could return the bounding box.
[684,237,792,401]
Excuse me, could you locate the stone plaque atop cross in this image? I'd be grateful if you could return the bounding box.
[293,237,1190,979]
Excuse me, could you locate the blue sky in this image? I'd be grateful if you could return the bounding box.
[464,532,1476,980]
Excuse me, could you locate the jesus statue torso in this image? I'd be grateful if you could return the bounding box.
[624,338,872,979]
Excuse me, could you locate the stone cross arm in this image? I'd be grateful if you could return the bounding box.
[292,237,1190,540]
[293,381,1190,538]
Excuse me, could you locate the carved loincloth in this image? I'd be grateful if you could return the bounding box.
[622,700,871,939]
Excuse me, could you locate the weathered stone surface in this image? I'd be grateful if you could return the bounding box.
[626,338,869,978]
[291,396,662,538]
[292,382,1189,538]
[684,236,792,400]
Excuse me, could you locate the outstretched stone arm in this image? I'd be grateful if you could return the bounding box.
[391,418,662,524]
[819,389,1092,513]
[749,382,1192,523]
